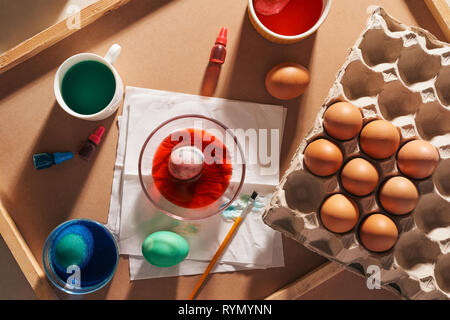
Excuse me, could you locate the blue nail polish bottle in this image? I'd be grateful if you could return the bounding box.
[33,152,74,170]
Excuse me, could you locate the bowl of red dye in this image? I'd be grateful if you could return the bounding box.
[138,115,246,221]
[248,0,332,44]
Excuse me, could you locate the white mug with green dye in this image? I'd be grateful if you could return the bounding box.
[54,44,123,121]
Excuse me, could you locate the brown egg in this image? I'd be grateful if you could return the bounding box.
[323,102,363,140]
[320,194,359,233]
[359,214,398,252]
[379,176,419,215]
[397,140,440,179]
[304,139,343,177]
[341,158,379,196]
[265,62,310,100]
[360,120,400,159]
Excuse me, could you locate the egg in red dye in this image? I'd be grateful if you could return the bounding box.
[152,129,232,209]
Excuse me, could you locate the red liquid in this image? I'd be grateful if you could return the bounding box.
[255,0,323,36]
[152,129,232,209]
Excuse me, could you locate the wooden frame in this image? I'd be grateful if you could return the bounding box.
[0,201,57,300]
[0,0,447,300]
[0,0,131,75]
[425,0,450,41]
[265,262,343,300]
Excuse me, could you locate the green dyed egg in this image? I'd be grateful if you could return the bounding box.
[142,231,189,267]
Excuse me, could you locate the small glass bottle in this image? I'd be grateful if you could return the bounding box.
[209,27,227,64]
[202,28,228,96]
[79,126,105,160]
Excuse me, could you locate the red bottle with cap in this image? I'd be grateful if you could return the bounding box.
[79,126,105,160]
[209,27,227,64]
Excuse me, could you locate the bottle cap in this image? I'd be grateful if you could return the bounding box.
[215,27,227,46]
[33,153,54,170]
[88,126,105,145]
[53,152,74,165]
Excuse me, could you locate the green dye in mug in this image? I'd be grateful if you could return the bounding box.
[61,60,116,115]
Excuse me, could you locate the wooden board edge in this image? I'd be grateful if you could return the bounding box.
[0,0,132,75]
[0,201,57,300]
[425,0,450,41]
[265,261,344,300]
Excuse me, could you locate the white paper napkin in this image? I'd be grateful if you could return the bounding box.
[128,225,285,280]
[107,87,286,280]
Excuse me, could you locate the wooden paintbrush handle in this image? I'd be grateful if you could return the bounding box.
[189,216,243,300]
[0,201,57,300]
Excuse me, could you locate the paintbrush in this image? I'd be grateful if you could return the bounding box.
[188,191,258,300]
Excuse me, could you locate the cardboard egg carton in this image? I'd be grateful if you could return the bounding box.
[262,7,450,300]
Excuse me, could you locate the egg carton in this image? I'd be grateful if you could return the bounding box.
[262,7,450,300]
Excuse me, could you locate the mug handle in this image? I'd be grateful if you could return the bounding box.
[104,44,122,65]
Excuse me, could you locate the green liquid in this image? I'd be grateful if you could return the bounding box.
[61,60,116,115]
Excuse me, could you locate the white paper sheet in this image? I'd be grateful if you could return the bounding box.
[128,225,285,280]
[107,87,286,280]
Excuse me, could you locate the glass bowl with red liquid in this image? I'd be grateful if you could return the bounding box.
[138,115,246,220]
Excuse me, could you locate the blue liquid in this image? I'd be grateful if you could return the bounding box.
[48,220,118,288]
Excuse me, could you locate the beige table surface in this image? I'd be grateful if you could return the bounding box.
[0,0,99,54]
[0,0,446,300]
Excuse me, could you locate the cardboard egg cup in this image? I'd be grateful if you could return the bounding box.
[263,7,450,299]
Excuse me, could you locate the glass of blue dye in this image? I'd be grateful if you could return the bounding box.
[43,219,119,295]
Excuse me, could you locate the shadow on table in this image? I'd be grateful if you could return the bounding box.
[0,101,116,299]
[2,101,115,278]
[0,236,37,299]
[222,11,317,173]
[239,236,326,300]
[208,10,338,300]
[181,234,327,299]
[0,0,70,54]
[126,276,179,300]
[0,0,175,300]
[0,0,173,102]
[403,0,446,41]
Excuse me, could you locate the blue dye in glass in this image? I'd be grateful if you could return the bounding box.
[49,220,118,288]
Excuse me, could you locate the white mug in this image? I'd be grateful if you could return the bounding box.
[54,44,124,121]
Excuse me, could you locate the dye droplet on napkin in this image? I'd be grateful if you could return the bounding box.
[222,194,266,221]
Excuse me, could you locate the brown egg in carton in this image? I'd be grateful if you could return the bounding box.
[262,7,450,299]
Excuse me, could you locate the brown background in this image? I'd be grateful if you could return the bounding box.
[0,0,446,300]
